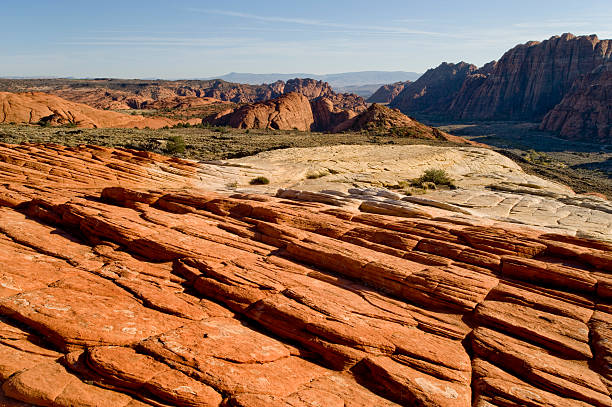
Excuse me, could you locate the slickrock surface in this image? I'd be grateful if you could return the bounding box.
[0,142,611,406]
[221,144,612,241]
[0,92,186,129]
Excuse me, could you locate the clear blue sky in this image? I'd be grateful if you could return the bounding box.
[2,0,611,78]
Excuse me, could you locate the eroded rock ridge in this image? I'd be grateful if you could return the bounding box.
[0,143,610,406]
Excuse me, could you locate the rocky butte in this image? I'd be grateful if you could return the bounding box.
[0,142,610,406]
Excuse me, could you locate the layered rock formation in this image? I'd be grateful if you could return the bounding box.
[385,33,611,142]
[390,34,611,122]
[541,62,612,142]
[390,62,478,114]
[0,142,610,406]
[0,92,187,129]
[367,81,411,103]
[0,77,367,113]
[453,33,611,120]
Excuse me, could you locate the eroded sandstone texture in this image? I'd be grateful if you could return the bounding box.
[0,143,610,406]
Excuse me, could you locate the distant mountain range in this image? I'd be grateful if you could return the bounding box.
[204,71,422,92]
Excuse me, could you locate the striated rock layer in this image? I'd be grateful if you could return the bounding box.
[0,142,610,406]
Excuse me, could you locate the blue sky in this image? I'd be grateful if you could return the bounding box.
[2,0,611,78]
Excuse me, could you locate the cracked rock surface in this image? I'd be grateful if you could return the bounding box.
[0,142,610,406]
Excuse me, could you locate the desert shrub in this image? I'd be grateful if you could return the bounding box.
[306,170,329,179]
[412,168,454,188]
[125,139,159,152]
[249,176,270,185]
[164,135,186,154]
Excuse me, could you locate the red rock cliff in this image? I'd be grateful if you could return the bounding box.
[540,62,612,142]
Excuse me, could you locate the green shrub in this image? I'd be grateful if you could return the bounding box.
[249,176,270,185]
[412,169,454,187]
[164,135,186,154]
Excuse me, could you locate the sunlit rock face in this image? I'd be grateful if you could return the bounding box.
[0,142,610,406]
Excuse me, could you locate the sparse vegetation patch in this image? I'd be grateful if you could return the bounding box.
[411,168,455,189]
[249,176,270,185]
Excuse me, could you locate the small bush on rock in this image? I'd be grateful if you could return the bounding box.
[412,168,454,188]
[250,176,270,185]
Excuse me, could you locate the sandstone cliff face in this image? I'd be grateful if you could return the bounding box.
[0,92,180,129]
[367,81,411,103]
[205,92,315,131]
[541,62,612,142]
[0,142,610,406]
[390,62,478,114]
[453,33,611,120]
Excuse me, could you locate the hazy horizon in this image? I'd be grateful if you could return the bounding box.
[2,0,611,78]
